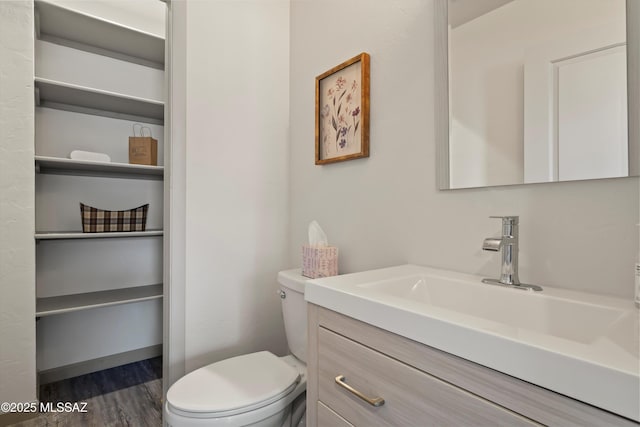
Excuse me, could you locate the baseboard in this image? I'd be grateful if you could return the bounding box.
[38,344,162,385]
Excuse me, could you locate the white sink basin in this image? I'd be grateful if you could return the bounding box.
[305,264,640,421]
[362,274,625,345]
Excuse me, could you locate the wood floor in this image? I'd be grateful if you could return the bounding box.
[9,358,162,427]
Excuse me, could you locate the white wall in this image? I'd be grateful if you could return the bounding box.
[289,0,638,299]
[0,0,36,407]
[178,0,290,373]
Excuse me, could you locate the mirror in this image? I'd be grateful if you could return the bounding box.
[437,0,639,189]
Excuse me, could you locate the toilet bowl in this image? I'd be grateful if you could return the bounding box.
[165,269,309,427]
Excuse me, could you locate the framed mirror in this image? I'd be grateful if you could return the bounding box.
[436,0,639,189]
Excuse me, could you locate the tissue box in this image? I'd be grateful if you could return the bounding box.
[302,245,338,278]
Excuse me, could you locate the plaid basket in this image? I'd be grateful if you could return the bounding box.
[80,203,149,233]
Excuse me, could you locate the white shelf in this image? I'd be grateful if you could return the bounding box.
[35,0,165,69]
[35,230,163,241]
[33,0,166,376]
[35,156,163,180]
[36,284,163,317]
[35,77,164,124]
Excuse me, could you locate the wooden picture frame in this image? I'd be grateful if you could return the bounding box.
[315,52,370,165]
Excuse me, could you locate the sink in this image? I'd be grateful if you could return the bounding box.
[304,264,640,421]
[361,274,625,344]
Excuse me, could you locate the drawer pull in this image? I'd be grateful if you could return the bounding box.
[335,375,385,407]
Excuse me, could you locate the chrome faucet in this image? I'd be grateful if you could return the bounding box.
[482,216,542,292]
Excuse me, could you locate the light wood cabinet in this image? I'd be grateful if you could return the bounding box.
[307,304,639,427]
[317,402,353,427]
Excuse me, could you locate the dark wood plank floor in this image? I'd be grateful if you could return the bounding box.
[10,358,162,427]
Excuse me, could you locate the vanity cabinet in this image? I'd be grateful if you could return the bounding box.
[33,0,165,383]
[317,402,353,427]
[307,304,638,427]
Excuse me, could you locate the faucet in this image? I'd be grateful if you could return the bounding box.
[482,216,542,292]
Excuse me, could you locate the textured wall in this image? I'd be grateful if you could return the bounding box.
[289,0,639,299]
[0,0,36,407]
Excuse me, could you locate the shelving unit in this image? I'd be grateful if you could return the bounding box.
[36,284,163,317]
[35,0,164,68]
[35,77,164,124]
[36,156,164,179]
[33,0,166,382]
[35,230,163,241]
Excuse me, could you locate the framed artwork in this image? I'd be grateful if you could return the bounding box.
[315,52,370,165]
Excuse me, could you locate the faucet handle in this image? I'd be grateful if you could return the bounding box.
[489,215,519,225]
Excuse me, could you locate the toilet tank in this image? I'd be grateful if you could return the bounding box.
[278,269,309,363]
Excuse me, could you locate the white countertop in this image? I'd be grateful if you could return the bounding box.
[305,264,640,421]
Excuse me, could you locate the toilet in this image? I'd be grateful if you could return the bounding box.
[165,269,309,427]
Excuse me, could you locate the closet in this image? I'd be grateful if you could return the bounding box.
[33,0,166,383]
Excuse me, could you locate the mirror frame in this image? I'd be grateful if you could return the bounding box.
[435,0,640,190]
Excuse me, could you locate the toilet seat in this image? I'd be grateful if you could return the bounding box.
[167,351,300,419]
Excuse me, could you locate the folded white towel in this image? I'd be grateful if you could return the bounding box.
[70,150,111,163]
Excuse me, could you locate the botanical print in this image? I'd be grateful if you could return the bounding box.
[319,61,363,159]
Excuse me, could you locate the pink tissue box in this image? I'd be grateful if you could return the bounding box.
[302,245,338,279]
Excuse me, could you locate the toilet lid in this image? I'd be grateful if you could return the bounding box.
[167,351,300,415]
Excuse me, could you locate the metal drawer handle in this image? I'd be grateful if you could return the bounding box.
[335,375,385,407]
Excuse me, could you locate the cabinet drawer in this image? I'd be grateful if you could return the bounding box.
[318,401,354,427]
[318,328,537,426]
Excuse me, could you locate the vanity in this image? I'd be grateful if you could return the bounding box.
[305,265,640,426]
[303,1,640,423]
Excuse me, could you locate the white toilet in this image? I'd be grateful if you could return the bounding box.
[165,269,309,427]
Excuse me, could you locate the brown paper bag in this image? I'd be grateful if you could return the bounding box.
[129,124,158,165]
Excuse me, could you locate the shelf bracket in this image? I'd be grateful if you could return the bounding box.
[34,87,41,107]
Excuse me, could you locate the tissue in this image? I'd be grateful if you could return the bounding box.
[302,221,338,278]
[308,220,328,246]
